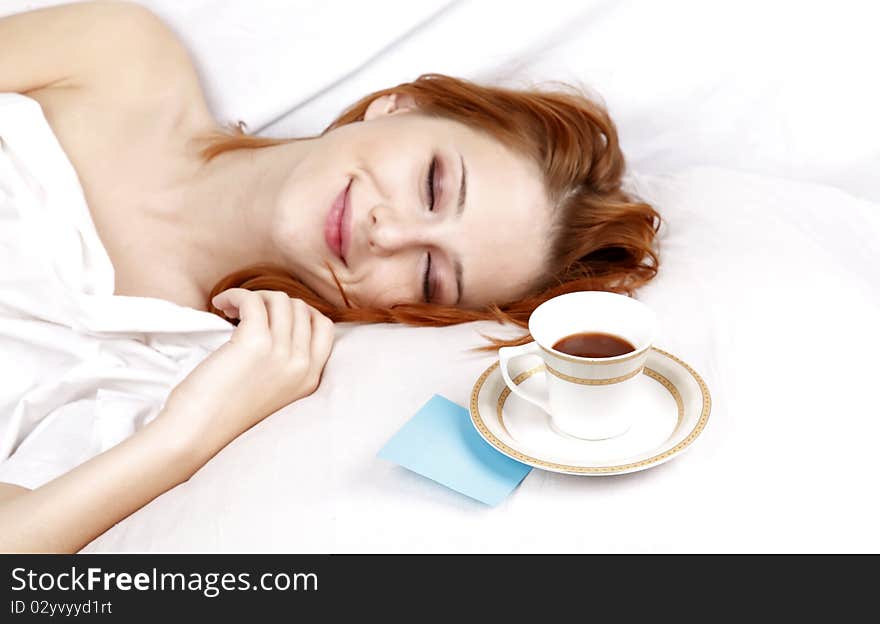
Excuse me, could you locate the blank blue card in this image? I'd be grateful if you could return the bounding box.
[378,394,532,506]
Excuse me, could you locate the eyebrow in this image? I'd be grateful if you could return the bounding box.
[453,154,466,305]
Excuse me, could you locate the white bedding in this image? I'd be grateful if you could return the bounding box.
[2,0,878,552]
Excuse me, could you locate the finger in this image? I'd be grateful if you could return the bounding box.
[261,291,293,350]
[212,288,268,343]
[212,287,250,313]
[308,310,335,370]
[290,299,313,358]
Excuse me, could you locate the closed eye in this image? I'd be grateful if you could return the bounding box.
[421,155,440,302]
[425,156,437,211]
[422,252,432,302]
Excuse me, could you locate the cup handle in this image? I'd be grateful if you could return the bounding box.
[498,342,550,414]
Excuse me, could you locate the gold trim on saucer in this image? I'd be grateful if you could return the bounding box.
[545,363,643,385]
[643,368,685,432]
[539,344,648,366]
[496,365,545,439]
[470,346,711,474]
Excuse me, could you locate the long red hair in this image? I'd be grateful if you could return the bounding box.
[199,74,660,351]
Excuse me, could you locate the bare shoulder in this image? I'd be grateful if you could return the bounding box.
[0,482,29,504]
[70,1,205,96]
[24,1,216,138]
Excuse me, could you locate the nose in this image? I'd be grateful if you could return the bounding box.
[366,204,436,256]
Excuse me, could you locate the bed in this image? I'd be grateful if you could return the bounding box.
[3,0,878,553]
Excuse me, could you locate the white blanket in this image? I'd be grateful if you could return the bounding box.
[1,0,878,552]
[0,94,233,488]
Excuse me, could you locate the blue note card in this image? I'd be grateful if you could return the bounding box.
[378,394,532,506]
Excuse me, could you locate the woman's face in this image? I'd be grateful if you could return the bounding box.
[270,94,554,309]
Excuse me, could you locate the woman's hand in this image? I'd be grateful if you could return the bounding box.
[0,289,334,553]
[161,289,335,453]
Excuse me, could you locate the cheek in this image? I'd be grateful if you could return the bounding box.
[270,208,296,251]
[351,261,415,307]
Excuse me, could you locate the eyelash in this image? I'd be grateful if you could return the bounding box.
[423,156,438,302]
[426,156,438,212]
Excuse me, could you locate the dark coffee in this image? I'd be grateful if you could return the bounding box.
[552,332,636,358]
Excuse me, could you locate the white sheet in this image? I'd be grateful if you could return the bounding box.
[2,1,878,552]
[0,93,233,488]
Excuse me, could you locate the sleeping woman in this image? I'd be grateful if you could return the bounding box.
[0,1,660,552]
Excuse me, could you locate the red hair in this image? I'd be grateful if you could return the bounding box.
[199,74,660,351]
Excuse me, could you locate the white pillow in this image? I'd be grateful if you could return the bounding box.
[262,1,880,202]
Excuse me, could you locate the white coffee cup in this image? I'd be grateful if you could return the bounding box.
[498,291,657,441]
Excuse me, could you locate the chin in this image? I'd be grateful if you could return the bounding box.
[295,267,344,306]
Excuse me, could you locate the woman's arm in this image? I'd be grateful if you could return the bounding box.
[0,407,217,553]
[0,289,335,553]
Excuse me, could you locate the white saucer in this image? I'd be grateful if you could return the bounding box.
[469,347,711,476]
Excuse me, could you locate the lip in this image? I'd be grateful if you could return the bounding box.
[339,179,352,263]
[325,179,352,265]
